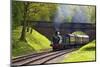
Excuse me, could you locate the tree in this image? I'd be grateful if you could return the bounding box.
[12,1,24,29]
[83,6,96,23]
[20,2,30,41]
[12,1,58,41]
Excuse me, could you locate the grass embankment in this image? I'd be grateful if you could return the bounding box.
[63,40,96,62]
[12,27,51,57]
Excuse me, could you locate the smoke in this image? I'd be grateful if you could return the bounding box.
[53,5,90,31]
[72,6,90,23]
[53,5,73,31]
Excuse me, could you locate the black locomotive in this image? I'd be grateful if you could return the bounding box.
[50,31,89,51]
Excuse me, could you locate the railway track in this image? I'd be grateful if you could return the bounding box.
[12,48,77,66]
[12,51,52,63]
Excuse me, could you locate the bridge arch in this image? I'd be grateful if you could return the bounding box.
[30,21,95,41]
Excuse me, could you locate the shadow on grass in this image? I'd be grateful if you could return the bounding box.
[84,46,96,51]
[12,40,36,57]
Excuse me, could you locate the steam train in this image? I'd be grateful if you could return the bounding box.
[50,32,89,51]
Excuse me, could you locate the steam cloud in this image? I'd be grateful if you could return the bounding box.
[53,5,72,31]
[53,5,90,31]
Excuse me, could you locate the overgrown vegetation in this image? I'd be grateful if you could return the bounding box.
[12,1,57,57]
[12,27,51,57]
[63,40,96,62]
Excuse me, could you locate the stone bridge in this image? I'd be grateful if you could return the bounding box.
[29,21,96,41]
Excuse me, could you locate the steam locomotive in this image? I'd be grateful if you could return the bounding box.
[50,31,89,51]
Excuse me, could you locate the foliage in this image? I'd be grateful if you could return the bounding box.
[85,6,96,23]
[27,3,57,21]
[12,1,24,29]
[71,5,96,23]
[12,1,57,28]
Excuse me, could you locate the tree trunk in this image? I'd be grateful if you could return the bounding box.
[20,22,26,41]
[27,22,29,32]
[27,27,29,32]
[30,27,33,34]
[20,2,29,41]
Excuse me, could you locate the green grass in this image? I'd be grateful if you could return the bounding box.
[63,40,96,63]
[12,26,51,58]
[26,28,52,52]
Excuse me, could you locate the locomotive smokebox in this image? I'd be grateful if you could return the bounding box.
[55,31,60,35]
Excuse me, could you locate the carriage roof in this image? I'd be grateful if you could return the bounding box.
[68,34,89,38]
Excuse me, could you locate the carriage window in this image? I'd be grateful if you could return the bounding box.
[62,36,69,44]
[65,37,69,44]
[70,36,75,44]
[66,37,69,43]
